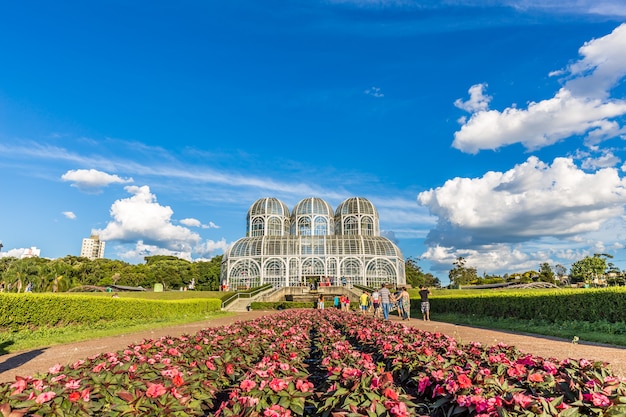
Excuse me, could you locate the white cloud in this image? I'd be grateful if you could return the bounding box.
[62,169,133,193]
[195,238,230,255]
[364,86,384,98]
[421,244,550,275]
[417,156,626,272]
[180,218,220,229]
[0,248,31,259]
[579,149,621,170]
[94,185,228,262]
[117,241,194,262]
[95,185,201,252]
[454,83,491,113]
[452,24,626,154]
[62,211,77,220]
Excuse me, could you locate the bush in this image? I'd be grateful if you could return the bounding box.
[0,293,222,331]
[429,287,626,323]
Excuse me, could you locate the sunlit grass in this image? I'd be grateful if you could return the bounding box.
[0,311,235,354]
[433,312,626,347]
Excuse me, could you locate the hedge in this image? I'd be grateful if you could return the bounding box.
[0,293,222,331]
[250,301,359,310]
[429,287,626,323]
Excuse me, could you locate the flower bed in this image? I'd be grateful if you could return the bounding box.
[1,310,626,416]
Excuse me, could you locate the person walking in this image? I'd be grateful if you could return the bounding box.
[318,293,325,310]
[359,291,369,314]
[419,285,431,321]
[400,287,411,320]
[379,283,392,320]
[371,289,381,318]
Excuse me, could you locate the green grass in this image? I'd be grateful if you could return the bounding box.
[0,310,235,355]
[432,312,626,347]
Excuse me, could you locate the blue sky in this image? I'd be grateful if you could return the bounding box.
[1,1,626,283]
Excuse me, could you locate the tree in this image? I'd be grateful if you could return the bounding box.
[404,257,441,288]
[538,263,555,284]
[570,254,610,286]
[448,257,478,288]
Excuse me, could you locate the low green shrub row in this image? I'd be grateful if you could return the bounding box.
[429,287,626,323]
[250,301,359,310]
[0,293,222,331]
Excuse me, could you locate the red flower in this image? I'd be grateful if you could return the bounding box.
[68,391,81,402]
[458,373,473,389]
[225,363,235,375]
[528,373,544,383]
[383,387,399,400]
[146,382,167,398]
[172,374,184,387]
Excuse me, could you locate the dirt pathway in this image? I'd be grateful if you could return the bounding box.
[1,311,625,383]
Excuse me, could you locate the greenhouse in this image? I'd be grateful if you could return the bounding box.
[220,197,406,290]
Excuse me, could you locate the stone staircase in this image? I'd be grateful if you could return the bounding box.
[222,285,364,312]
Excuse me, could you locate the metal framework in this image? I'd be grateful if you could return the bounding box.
[221,197,405,289]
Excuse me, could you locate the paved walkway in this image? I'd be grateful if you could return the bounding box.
[1,311,625,383]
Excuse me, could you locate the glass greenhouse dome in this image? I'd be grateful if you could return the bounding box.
[221,197,405,290]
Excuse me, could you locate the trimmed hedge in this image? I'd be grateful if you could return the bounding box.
[0,293,222,330]
[250,301,359,310]
[429,287,626,323]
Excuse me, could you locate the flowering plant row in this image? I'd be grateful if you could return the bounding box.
[1,310,626,416]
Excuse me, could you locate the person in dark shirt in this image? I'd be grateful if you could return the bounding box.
[418,285,431,321]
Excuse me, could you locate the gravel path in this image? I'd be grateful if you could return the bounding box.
[1,310,625,383]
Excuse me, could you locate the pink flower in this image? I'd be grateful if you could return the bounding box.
[584,392,611,407]
[512,393,534,408]
[10,379,28,395]
[35,391,56,404]
[65,379,81,389]
[49,364,63,374]
[51,374,66,383]
[385,401,409,417]
[264,404,291,417]
[146,382,167,398]
[81,388,91,401]
[296,379,314,393]
[418,376,431,394]
[33,379,45,391]
[269,378,288,392]
[240,379,257,392]
[92,362,107,373]
[528,373,544,383]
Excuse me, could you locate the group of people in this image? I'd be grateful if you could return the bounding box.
[357,284,431,321]
[317,283,432,322]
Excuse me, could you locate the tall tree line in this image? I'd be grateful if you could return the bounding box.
[0,255,222,292]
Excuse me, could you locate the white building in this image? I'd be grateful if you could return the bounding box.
[80,235,106,260]
[21,246,41,259]
[221,197,406,290]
